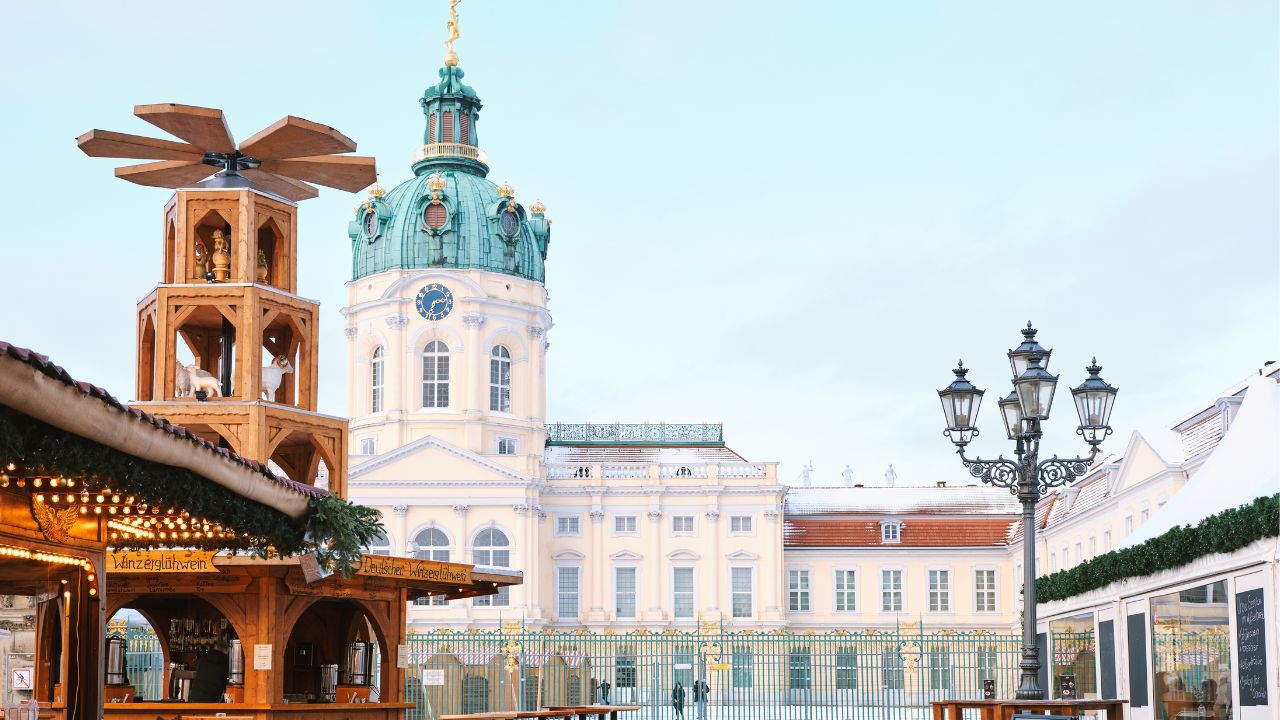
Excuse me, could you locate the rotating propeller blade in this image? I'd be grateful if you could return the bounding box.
[76,129,204,161]
[241,169,320,202]
[134,103,236,153]
[238,116,357,160]
[257,155,377,192]
[114,160,217,188]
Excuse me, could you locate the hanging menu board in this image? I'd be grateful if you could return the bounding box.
[1235,588,1269,707]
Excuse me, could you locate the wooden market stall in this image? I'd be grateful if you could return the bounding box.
[0,340,376,720]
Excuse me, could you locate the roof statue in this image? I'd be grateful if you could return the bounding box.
[76,104,377,202]
[444,0,462,67]
[841,464,854,487]
[798,461,813,487]
[884,464,898,487]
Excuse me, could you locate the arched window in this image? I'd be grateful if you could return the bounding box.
[413,528,450,606]
[489,346,511,412]
[364,531,392,556]
[472,528,510,607]
[422,341,450,408]
[370,346,385,413]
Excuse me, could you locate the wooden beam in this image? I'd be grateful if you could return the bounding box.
[115,159,213,188]
[241,169,319,202]
[237,115,356,160]
[134,103,236,153]
[76,129,203,160]
[257,155,377,192]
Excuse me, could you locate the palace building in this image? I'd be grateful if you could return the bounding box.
[341,50,786,631]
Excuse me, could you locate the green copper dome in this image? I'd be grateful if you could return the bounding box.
[349,65,550,283]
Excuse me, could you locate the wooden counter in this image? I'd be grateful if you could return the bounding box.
[102,701,414,720]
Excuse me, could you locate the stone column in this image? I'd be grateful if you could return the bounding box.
[462,313,486,414]
[462,313,486,453]
[705,510,721,620]
[588,508,606,620]
[763,506,782,620]
[527,325,546,424]
[513,503,529,612]
[393,504,410,556]
[644,509,664,621]
[343,326,358,419]
[531,506,547,619]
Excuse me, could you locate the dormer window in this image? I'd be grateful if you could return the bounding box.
[880,521,903,544]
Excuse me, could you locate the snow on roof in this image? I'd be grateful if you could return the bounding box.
[784,485,1022,515]
[544,445,746,464]
[1119,374,1280,549]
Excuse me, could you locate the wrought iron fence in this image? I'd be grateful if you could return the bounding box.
[117,625,1038,718]
[546,423,724,445]
[401,629,1024,720]
[117,626,166,701]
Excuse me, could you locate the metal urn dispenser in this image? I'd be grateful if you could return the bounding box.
[105,635,129,685]
[227,639,245,685]
[319,664,340,703]
[345,641,373,686]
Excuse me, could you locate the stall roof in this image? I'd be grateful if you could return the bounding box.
[1119,374,1280,549]
[0,341,383,572]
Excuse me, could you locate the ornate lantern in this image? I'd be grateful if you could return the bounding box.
[938,361,984,447]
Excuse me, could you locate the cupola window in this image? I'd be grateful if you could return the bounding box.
[422,341,450,408]
[424,203,448,229]
[428,114,437,144]
[370,346,385,413]
[489,345,512,412]
[363,210,378,239]
[499,208,520,238]
[459,114,471,145]
[441,111,454,143]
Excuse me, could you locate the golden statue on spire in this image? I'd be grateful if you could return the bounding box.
[444,0,461,67]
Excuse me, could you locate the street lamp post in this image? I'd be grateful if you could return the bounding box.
[937,323,1118,700]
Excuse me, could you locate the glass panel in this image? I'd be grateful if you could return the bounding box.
[1151,581,1231,718]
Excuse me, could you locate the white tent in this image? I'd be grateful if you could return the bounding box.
[1118,374,1280,549]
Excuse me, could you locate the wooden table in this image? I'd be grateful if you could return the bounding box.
[931,698,1127,720]
[546,706,641,720]
[443,709,631,720]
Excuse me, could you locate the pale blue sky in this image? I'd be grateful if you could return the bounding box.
[1,2,1276,486]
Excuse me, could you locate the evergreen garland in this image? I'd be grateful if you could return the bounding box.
[1038,493,1280,602]
[0,409,383,575]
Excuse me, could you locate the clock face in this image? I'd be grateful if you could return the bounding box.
[414,283,455,321]
[363,210,378,238]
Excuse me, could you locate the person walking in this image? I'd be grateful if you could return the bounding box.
[671,681,685,720]
[692,678,710,720]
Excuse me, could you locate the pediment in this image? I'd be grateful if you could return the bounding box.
[350,434,531,483]
[667,549,700,561]
[610,550,643,561]
[725,550,759,561]
[552,549,586,561]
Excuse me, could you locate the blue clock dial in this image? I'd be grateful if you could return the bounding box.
[414,283,455,321]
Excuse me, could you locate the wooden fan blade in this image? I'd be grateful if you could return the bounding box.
[238,116,357,160]
[241,169,320,202]
[134,103,236,153]
[76,129,204,161]
[114,160,215,188]
[257,155,377,192]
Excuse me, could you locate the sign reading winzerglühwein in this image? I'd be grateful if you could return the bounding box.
[108,549,220,573]
[357,555,471,585]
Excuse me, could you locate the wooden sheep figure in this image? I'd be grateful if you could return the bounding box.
[261,355,294,401]
[176,364,221,398]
